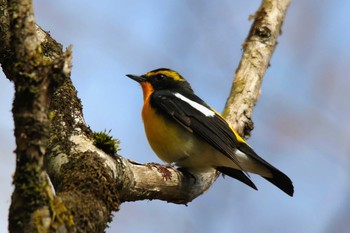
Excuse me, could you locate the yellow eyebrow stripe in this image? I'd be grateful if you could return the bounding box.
[146,70,185,81]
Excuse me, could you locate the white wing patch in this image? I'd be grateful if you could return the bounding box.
[174,93,215,117]
[235,149,250,162]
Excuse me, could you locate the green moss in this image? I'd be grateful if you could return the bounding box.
[93,130,120,156]
[48,111,55,121]
[59,151,121,230]
[49,197,75,229]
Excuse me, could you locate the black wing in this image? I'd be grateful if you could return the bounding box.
[150,90,255,187]
[151,90,294,196]
[151,90,243,166]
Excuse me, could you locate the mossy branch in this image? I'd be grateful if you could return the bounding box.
[2,0,73,232]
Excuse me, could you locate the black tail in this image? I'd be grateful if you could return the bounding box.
[263,168,294,196]
[217,166,257,191]
[236,144,294,196]
[218,166,294,196]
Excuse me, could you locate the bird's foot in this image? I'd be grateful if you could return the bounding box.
[146,163,173,181]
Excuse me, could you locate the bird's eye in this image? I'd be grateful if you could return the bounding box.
[155,74,166,81]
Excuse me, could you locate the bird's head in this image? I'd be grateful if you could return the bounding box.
[126,68,193,95]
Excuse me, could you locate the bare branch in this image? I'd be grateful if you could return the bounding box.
[223,0,292,137]
[120,161,218,204]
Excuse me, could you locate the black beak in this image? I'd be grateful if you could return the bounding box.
[126,74,146,83]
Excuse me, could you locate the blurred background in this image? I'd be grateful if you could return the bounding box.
[1,0,349,232]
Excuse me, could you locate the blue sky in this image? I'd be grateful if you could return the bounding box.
[1,1,350,232]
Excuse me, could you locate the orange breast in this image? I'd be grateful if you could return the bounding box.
[141,92,192,163]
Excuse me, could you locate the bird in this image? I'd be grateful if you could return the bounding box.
[126,68,294,196]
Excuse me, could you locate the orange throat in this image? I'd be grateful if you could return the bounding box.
[141,82,154,124]
[141,82,153,101]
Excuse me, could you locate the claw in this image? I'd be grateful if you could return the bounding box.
[146,163,173,181]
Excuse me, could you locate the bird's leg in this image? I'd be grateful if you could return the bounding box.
[177,167,197,183]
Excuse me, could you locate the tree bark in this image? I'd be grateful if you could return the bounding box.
[0,0,291,232]
[223,0,292,138]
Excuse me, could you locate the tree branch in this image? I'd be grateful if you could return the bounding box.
[2,0,73,232]
[223,0,292,137]
[119,161,218,204]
